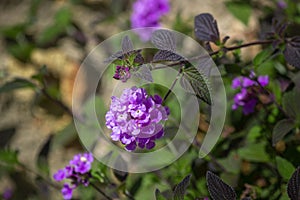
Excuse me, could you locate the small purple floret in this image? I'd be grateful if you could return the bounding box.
[61,184,73,200]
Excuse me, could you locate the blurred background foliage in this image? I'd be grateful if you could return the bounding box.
[0,0,300,199]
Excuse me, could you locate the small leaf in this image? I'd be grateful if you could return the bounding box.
[225,2,252,25]
[0,149,19,166]
[284,36,300,69]
[276,156,295,181]
[122,35,134,54]
[104,50,124,63]
[194,13,220,43]
[151,29,176,51]
[37,135,53,175]
[272,19,288,38]
[0,78,36,94]
[206,171,237,200]
[282,90,300,121]
[180,67,211,105]
[132,65,153,82]
[287,167,300,200]
[272,119,295,145]
[153,50,185,62]
[173,174,191,200]
[253,49,272,67]
[155,189,166,200]
[237,142,270,162]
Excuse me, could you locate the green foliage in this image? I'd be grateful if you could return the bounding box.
[0,150,19,166]
[237,142,270,162]
[0,78,36,93]
[37,7,72,45]
[276,156,295,181]
[225,1,252,25]
[180,66,211,105]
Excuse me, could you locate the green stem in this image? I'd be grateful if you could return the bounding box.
[163,68,183,102]
[90,182,113,200]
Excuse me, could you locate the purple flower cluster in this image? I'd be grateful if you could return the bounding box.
[53,153,94,200]
[105,87,169,151]
[232,74,269,115]
[131,0,170,40]
[113,66,131,82]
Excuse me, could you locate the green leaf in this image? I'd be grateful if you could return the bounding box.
[253,49,272,67]
[282,90,300,122]
[272,119,295,145]
[247,126,262,142]
[155,189,166,200]
[217,152,241,174]
[237,142,270,162]
[0,24,28,39]
[276,156,295,181]
[173,175,191,200]
[0,78,36,94]
[7,42,34,61]
[180,67,211,105]
[225,2,252,25]
[0,150,19,166]
[37,7,71,45]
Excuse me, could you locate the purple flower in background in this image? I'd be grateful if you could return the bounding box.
[105,87,169,151]
[232,74,269,115]
[277,0,287,9]
[131,0,170,40]
[2,188,13,200]
[53,153,93,199]
[113,66,131,82]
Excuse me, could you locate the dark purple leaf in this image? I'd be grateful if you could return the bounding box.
[287,167,300,200]
[153,50,185,62]
[122,35,134,54]
[194,13,220,44]
[173,174,191,200]
[151,29,176,51]
[284,36,300,69]
[134,53,144,64]
[272,119,295,145]
[206,171,237,200]
[272,19,288,38]
[180,67,211,105]
[132,64,153,82]
[104,50,123,63]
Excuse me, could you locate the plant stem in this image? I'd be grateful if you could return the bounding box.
[90,182,113,200]
[163,68,182,102]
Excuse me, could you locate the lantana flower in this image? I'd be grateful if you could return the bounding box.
[232,74,269,115]
[130,0,170,41]
[105,87,169,151]
[53,153,94,200]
